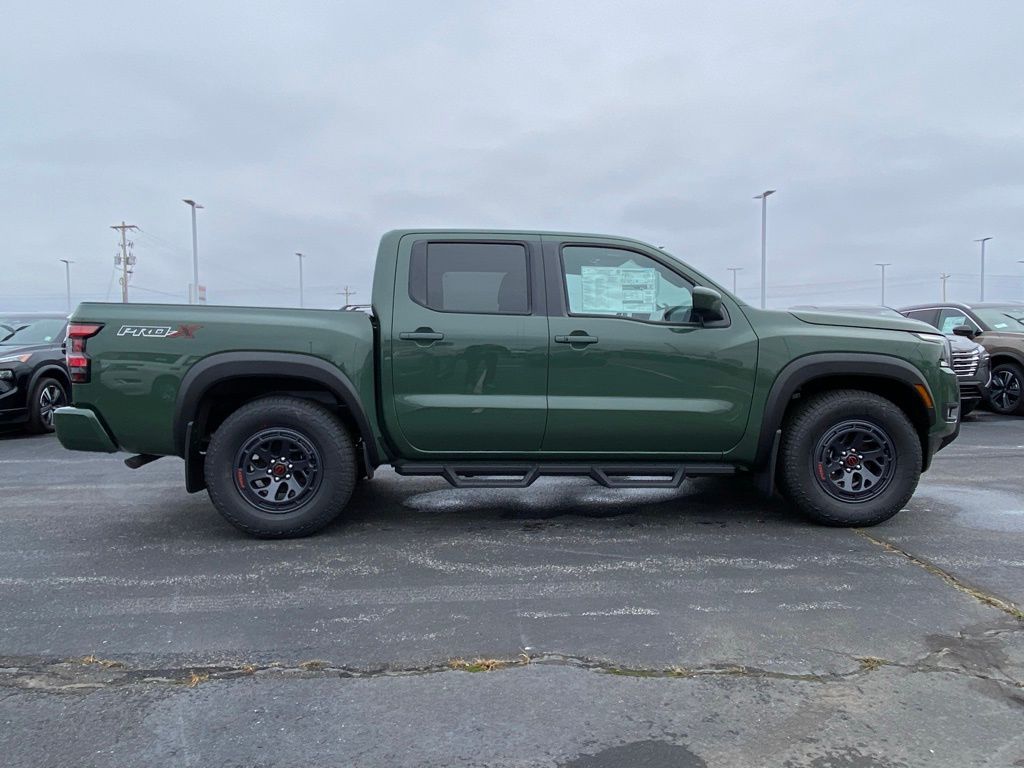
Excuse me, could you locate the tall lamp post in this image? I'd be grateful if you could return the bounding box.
[183,199,204,303]
[875,262,891,306]
[59,259,73,313]
[975,237,992,301]
[726,267,743,295]
[296,252,306,308]
[754,190,775,308]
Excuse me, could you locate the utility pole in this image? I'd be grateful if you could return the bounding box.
[940,272,951,301]
[875,262,891,305]
[975,237,992,301]
[183,199,204,303]
[754,190,775,308]
[338,286,357,306]
[111,222,139,303]
[59,259,73,313]
[295,252,306,308]
[726,267,742,295]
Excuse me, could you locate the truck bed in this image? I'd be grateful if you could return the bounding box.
[66,302,376,457]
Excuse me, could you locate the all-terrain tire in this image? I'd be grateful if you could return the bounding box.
[205,396,357,538]
[27,376,68,434]
[988,361,1024,416]
[778,390,922,527]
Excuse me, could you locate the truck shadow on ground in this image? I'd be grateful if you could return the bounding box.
[338,474,806,530]
[154,474,808,542]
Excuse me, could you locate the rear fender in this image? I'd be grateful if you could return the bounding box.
[174,352,380,490]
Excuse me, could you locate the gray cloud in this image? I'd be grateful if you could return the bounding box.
[2,0,1023,312]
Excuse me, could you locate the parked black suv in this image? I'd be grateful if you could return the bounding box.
[0,314,70,432]
[900,303,1024,416]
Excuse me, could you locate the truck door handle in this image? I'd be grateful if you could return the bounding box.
[400,329,444,342]
[554,333,598,345]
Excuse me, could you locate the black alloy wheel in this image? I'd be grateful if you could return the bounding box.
[777,389,922,527]
[233,428,323,513]
[811,420,896,503]
[29,377,68,433]
[204,396,358,538]
[988,364,1023,415]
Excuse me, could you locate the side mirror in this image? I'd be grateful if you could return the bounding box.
[691,286,724,322]
[952,325,976,339]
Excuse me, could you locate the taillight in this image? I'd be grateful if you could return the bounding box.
[66,323,103,383]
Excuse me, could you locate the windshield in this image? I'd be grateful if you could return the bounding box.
[0,317,67,345]
[973,307,1024,332]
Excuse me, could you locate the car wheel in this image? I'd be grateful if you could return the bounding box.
[28,376,68,434]
[778,389,922,527]
[988,362,1024,416]
[204,396,357,538]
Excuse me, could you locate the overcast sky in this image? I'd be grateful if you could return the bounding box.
[2,1,1023,313]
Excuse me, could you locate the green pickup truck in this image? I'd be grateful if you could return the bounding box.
[55,230,960,537]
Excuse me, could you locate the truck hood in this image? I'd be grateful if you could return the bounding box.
[788,310,934,334]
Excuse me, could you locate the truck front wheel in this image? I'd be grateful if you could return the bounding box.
[204,396,357,538]
[778,390,922,527]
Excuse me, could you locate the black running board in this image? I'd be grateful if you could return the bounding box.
[392,462,735,489]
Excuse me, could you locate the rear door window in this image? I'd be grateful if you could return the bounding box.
[903,309,939,327]
[409,242,530,315]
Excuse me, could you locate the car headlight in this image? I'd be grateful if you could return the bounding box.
[913,332,952,367]
[0,352,32,364]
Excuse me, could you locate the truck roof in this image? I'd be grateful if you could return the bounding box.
[382,228,664,244]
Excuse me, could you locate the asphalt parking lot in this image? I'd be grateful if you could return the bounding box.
[1,413,1023,768]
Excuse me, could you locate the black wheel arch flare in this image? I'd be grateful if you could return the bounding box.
[755,353,937,472]
[173,351,380,470]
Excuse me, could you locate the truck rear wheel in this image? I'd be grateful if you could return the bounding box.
[778,390,922,527]
[204,396,357,538]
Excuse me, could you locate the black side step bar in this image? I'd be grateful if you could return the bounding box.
[392,462,735,489]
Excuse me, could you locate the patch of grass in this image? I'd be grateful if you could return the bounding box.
[856,656,888,671]
[666,666,694,678]
[448,657,515,672]
[186,670,209,688]
[299,660,330,671]
[241,664,258,675]
[76,655,125,669]
[603,666,661,678]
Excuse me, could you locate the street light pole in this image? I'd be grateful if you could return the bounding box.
[975,237,992,301]
[754,190,775,308]
[940,272,951,302]
[875,262,891,305]
[296,252,306,308]
[59,259,73,313]
[726,267,743,295]
[183,199,204,303]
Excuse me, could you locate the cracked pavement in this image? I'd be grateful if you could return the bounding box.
[1,412,1023,767]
